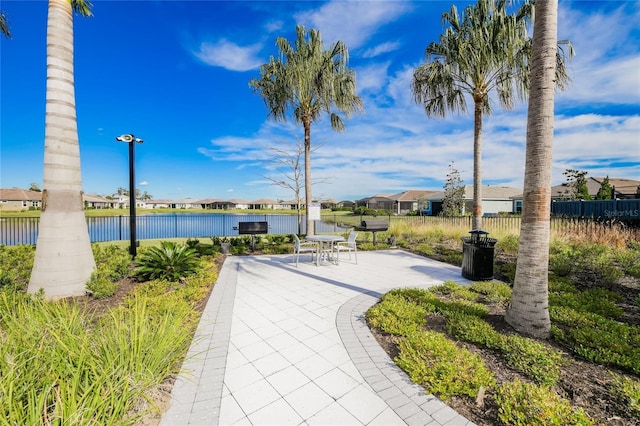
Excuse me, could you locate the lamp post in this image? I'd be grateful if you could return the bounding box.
[116,134,143,258]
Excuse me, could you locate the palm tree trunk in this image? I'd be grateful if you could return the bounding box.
[304,120,314,236]
[472,99,483,231]
[28,0,95,299]
[505,0,558,338]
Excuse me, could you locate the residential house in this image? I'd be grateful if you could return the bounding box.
[0,188,42,211]
[83,193,116,209]
[227,199,250,210]
[388,190,441,215]
[278,200,300,210]
[145,199,173,209]
[357,194,395,211]
[337,200,356,209]
[170,198,199,209]
[551,177,640,200]
[249,199,281,209]
[429,185,523,216]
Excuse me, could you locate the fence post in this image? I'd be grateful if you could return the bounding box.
[119,215,123,241]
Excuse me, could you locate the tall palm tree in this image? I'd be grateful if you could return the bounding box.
[505,0,563,338]
[0,11,11,38]
[413,0,570,231]
[28,0,95,300]
[249,25,363,236]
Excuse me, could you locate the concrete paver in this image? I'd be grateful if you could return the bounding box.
[161,250,475,426]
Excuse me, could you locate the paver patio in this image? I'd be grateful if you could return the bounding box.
[161,249,475,426]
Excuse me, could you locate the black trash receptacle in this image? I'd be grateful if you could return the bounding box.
[461,230,497,280]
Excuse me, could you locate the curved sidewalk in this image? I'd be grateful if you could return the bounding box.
[161,250,475,426]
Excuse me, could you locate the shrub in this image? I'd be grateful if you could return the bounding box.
[549,241,577,277]
[366,293,429,336]
[446,312,504,348]
[0,244,35,290]
[496,234,520,255]
[395,330,495,401]
[550,306,640,374]
[496,261,517,284]
[92,244,132,281]
[447,314,562,386]
[610,374,640,417]
[429,280,478,301]
[615,248,640,278]
[470,281,512,304]
[548,276,578,293]
[495,379,593,426]
[388,287,439,308]
[135,242,200,281]
[414,243,436,256]
[86,266,118,299]
[432,297,490,318]
[501,334,563,387]
[549,288,623,319]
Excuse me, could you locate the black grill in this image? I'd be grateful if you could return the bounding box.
[357,219,389,245]
[238,221,268,251]
[238,221,268,235]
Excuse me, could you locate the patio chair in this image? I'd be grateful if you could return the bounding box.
[334,231,358,264]
[293,234,317,267]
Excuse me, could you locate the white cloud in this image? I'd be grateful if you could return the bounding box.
[193,39,263,71]
[294,0,411,49]
[196,2,639,200]
[362,41,401,58]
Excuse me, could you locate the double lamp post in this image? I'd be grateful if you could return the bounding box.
[116,134,143,258]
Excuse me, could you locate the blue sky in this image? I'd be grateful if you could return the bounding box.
[1,0,638,202]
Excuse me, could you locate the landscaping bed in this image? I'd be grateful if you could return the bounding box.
[367,276,640,425]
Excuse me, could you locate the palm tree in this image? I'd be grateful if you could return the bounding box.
[505,0,564,338]
[28,0,95,300]
[249,25,363,236]
[0,11,11,38]
[412,0,570,231]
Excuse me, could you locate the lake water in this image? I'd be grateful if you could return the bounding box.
[0,214,348,246]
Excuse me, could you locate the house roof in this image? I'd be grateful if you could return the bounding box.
[228,198,250,205]
[83,193,112,203]
[0,188,43,201]
[195,198,224,204]
[250,198,279,205]
[146,199,173,204]
[389,190,441,201]
[357,194,394,203]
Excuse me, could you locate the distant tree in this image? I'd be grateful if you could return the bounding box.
[140,190,152,201]
[441,162,466,217]
[263,140,305,235]
[249,25,363,235]
[0,11,11,39]
[596,176,613,200]
[116,187,127,196]
[28,182,42,192]
[28,0,96,300]
[412,0,572,231]
[416,196,429,215]
[562,169,591,200]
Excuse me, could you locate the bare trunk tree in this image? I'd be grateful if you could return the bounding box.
[28,0,95,299]
[472,98,483,230]
[505,0,559,338]
[303,120,314,236]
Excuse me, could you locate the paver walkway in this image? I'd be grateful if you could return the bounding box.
[161,250,475,425]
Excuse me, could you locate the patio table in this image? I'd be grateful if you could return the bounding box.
[305,235,345,266]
